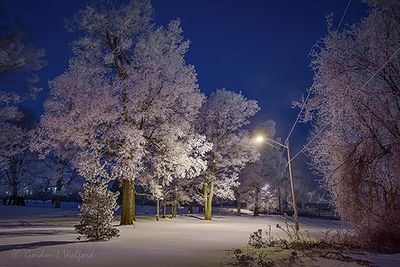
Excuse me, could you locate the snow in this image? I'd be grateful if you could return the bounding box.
[1,205,399,266]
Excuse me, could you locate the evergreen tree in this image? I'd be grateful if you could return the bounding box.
[75,182,119,241]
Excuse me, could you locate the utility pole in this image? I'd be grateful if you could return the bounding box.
[285,139,299,231]
[254,135,300,231]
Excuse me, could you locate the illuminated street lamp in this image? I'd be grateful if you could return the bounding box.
[253,134,300,231]
[255,135,264,143]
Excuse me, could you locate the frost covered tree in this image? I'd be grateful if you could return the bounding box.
[31,126,79,208]
[236,120,287,216]
[38,61,122,213]
[255,121,287,214]
[45,158,78,208]
[298,0,400,250]
[196,89,260,220]
[0,25,45,76]
[64,0,152,225]
[75,181,119,241]
[31,156,79,208]
[237,160,264,216]
[0,24,45,205]
[0,114,30,205]
[41,0,204,226]
[142,131,212,219]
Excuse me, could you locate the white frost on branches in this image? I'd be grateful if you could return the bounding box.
[39,1,205,211]
[195,89,260,219]
[298,0,400,249]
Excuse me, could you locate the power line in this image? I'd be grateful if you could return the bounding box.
[269,0,354,228]
[285,89,311,142]
[288,46,400,163]
[284,0,352,143]
[337,0,352,31]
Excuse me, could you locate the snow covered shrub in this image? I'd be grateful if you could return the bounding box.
[75,182,119,241]
[298,0,400,251]
[225,249,275,267]
[243,222,373,266]
[248,229,264,248]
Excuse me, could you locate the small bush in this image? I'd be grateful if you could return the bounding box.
[75,182,119,241]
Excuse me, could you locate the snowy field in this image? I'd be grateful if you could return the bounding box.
[0,204,399,267]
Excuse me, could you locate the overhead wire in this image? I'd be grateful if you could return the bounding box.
[288,46,400,164]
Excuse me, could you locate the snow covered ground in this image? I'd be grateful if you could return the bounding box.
[0,204,399,267]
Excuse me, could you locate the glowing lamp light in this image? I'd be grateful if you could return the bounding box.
[255,135,264,143]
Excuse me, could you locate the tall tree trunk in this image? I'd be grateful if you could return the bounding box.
[254,188,260,216]
[9,163,20,206]
[118,64,138,225]
[188,202,193,214]
[120,179,135,225]
[162,199,167,218]
[156,198,160,221]
[198,205,204,213]
[172,198,177,218]
[204,176,214,220]
[203,180,208,218]
[236,194,242,216]
[55,177,62,208]
[234,189,241,216]
[10,183,19,206]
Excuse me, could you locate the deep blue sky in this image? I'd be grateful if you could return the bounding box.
[1,0,369,183]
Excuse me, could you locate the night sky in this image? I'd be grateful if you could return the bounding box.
[1,0,369,183]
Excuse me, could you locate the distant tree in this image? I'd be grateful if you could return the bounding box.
[141,132,212,219]
[30,176,52,205]
[236,120,287,216]
[299,0,400,250]
[195,89,260,220]
[0,21,46,206]
[31,118,80,208]
[0,26,45,77]
[0,109,38,206]
[48,158,78,208]
[238,160,264,216]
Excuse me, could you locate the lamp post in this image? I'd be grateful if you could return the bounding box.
[254,135,299,231]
